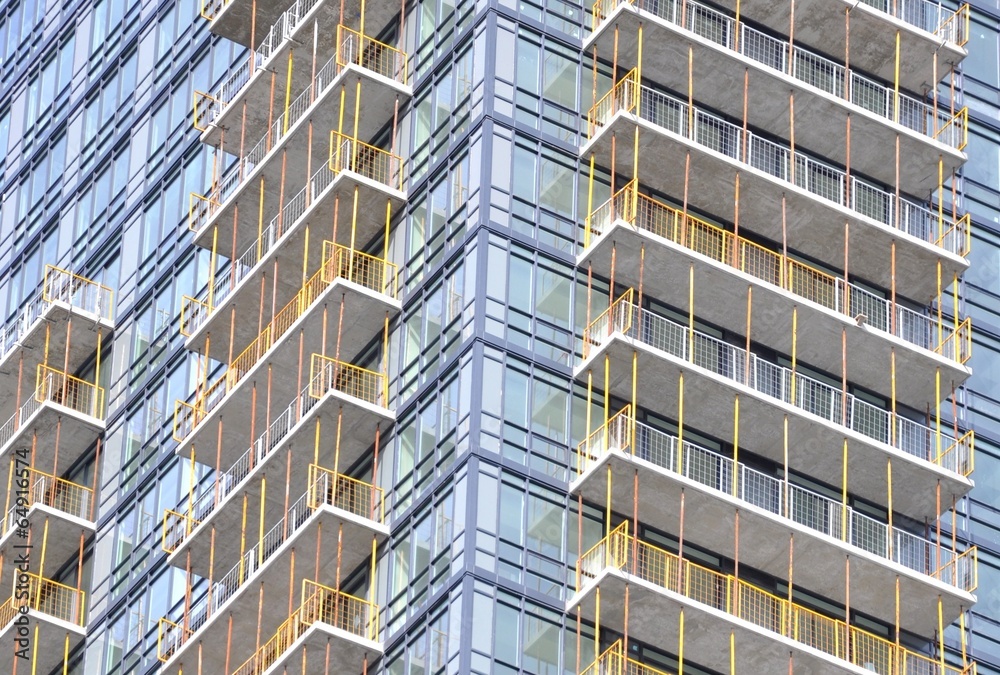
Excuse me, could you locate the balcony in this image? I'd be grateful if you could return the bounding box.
[189,48,408,257]
[0,573,85,675]
[0,470,94,574]
[584,73,970,302]
[203,580,381,675]
[661,0,969,91]
[582,182,971,406]
[202,0,403,52]
[0,366,105,472]
[157,473,386,673]
[578,291,973,519]
[585,0,967,194]
[575,405,976,635]
[172,251,396,458]
[571,523,976,675]
[165,360,392,579]
[0,266,114,412]
[196,22,409,154]
[182,161,403,359]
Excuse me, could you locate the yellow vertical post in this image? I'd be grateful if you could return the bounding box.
[586,155,595,248]
[631,351,638,456]
[209,227,219,311]
[678,608,685,675]
[283,50,294,135]
[939,597,946,671]
[677,373,685,475]
[790,307,797,404]
[605,465,612,539]
[936,368,942,463]
[687,265,694,361]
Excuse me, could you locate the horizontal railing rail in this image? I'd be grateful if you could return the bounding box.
[578,522,975,675]
[589,70,971,258]
[579,404,978,592]
[581,640,673,675]
[582,292,974,477]
[588,180,972,365]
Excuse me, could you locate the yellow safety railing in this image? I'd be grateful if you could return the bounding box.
[587,68,638,137]
[582,640,673,675]
[161,509,201,554]
[934,545,979,593]
[172,241,395,443]
[576,404,633,476]
[936,316,974,366]
[43,265,115,322]
[309,354,388,408]
[936,212,973,258]
[188,192,218,232]
[582,288,634,360]
[321,241,399,298]
[579,523,975,675]
[307,465,385,524]
[1,469,93,535]
[936,3,971,46]
[0,572,86,627]
[172,372,225,443]
[328,130,405,192]
[193,90,218,132]
[935,106,969,152]
[36,364,105,419]
[937,429,976,479]
[200,0,224,20]
[180,295,212,338]
[232,580,378,675]
[157,617,191,662]
[336,24,408,84]
[588,181,973,364]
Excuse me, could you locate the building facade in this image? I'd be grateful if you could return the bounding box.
[0,0,997,672]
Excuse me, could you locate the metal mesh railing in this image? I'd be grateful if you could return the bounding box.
[307,465,385,523]
[329,131,406,192]
[589,70,971,258]
[588,181,972,365]
[309,354,388,408]
[232,581,378,675]
[582,294,974,477]
[578,405,978,592]
[579,523,975,675]
[0,573,86,628]
[592,0,970,48]
[2,469,93,536]
[337,24,408,84]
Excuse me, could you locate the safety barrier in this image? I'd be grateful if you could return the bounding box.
[578,522,975,675]
[589,70,972,258]
[587,181,972,365]
[582,291,974,477]
[579,405,978,592]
